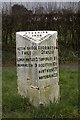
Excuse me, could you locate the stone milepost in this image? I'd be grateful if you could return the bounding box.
[16,31,60,106]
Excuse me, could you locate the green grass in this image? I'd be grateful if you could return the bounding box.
[2,66,78,118]
[0,70,2,120]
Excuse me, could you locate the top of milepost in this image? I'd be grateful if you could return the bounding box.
[16,31,57,44]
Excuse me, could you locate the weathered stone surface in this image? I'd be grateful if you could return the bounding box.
[16,31,60,106]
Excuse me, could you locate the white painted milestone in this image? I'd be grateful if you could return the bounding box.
[16,31,60,106]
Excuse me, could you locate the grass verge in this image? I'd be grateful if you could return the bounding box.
[2,66,78,118]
